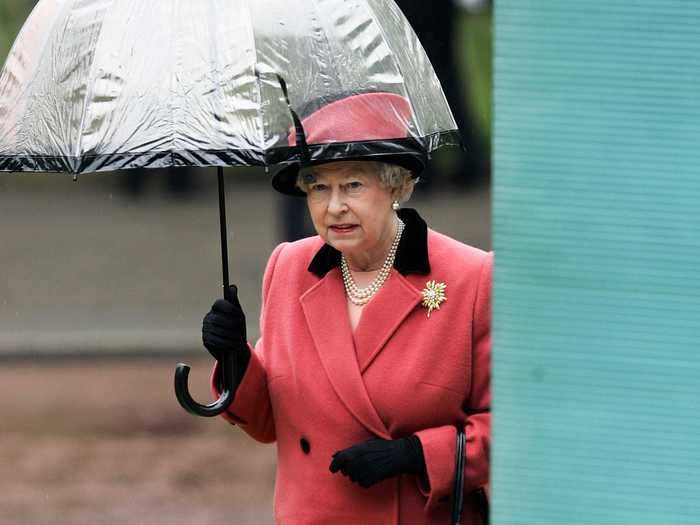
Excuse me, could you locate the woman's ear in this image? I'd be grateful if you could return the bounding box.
[390,183,405,204]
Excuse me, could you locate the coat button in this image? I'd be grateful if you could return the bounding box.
[300,437,311,454]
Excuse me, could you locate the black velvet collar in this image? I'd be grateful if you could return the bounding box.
[308,208,431,277]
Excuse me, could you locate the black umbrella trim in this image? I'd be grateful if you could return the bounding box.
[0,130,463,174]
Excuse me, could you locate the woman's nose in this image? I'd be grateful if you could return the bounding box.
[327,188,347,214]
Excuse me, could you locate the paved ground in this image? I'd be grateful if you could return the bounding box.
[0,358,277,525]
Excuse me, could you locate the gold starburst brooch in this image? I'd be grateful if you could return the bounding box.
[421,280,447,318]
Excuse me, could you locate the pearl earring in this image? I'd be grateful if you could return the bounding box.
[392,201,400,211]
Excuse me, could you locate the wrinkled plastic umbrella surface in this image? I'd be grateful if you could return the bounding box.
[0,0,461,174]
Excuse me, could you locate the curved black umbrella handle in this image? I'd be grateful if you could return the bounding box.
[174,166,237,417]
[174,350,236,417]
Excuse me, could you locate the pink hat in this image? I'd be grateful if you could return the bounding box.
[272,92,426,196]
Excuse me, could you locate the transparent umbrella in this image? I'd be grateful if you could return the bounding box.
[0,0,462,416]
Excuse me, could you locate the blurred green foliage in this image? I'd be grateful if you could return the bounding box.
[0,0,33,62]
[460,9,492,143]
[0,2,492,142]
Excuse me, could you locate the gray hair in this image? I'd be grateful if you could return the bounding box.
[296,161,416,203]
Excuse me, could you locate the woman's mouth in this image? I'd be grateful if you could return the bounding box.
[329,224,358,235]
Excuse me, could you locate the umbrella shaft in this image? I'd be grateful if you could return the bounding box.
[218,167,231,300]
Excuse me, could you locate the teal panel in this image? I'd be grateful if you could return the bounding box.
[493,2,700,524]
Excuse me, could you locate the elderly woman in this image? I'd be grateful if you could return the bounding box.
[202,94,491,525]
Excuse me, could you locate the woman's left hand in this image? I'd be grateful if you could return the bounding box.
[329,436,426,488]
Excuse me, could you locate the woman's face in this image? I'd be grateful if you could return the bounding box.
[305,161,397,265]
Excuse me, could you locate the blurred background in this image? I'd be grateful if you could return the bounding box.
[0,1,492,523]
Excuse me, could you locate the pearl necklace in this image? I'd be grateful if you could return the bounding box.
[341,218,405,306]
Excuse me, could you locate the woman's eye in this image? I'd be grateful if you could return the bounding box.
[310,184,329,192]
[347,181,363,190]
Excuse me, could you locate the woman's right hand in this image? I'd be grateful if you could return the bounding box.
[202,285,249,362]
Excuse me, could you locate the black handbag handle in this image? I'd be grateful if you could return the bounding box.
[451,427,490,524]
[451,428,466,524]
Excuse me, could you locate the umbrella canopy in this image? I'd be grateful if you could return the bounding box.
[0,0,460,175]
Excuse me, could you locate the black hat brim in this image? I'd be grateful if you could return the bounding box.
[271,148,427,197]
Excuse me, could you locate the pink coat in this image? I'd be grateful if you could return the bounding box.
[212,227,492,525]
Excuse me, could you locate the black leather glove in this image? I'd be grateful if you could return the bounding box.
[329,436,426,488]
[202,285,250,383]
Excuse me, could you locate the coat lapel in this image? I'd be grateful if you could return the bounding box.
[353,270,423,373]
[300,268,391,439]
